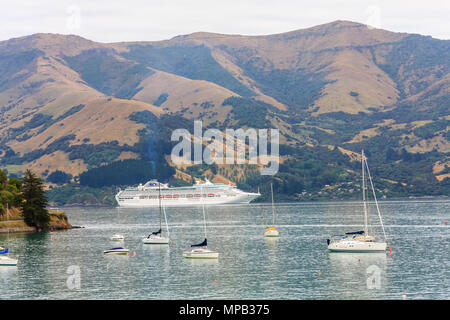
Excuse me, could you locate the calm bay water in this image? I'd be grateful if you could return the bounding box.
[0,200,448,300]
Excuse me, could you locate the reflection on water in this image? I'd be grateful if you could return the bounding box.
[327,252,388,299]
[0,199,448,299]
[0,266,18,278]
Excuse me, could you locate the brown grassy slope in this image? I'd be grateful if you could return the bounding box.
[118,21,407,114]
[0,35,162,177]
[132,69,235,124]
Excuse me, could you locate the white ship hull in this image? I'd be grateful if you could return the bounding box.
[328,240,387,253]
[116,193,259,207]
[115,179,260,207]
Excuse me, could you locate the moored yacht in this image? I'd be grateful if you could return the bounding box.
[263,184,279,237]
[327,150,390,253]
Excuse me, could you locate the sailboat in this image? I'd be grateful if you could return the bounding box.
[264,183,279,237]
[110,206,125,241]
[143,182,170,244]
[0,204,18,266]
[183,184,219,259]
[327,150,390,253]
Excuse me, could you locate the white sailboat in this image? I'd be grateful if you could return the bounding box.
[0,204,18,267]
[143,182,170,244]
[183,185,219,259]
[110,234,124,241]
[327,150,390,253]
[264,183,279,237]
[110,206,125,241]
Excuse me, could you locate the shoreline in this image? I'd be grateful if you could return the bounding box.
[0,209,73,234]
[51,195,450,207]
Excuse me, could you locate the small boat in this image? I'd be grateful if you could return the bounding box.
[183,239,219,259]
[143,229,169,244]
[143,182,170,244]
[0,256,18,266]
[110,206,125,241]
[264,183,279,237]
[103,247,130,255]
[110,234,125,241]
[264,227,279,237]
[327,150,390,253]
[183,186,219,259]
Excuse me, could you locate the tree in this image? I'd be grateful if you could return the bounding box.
[0,190,14,212]
[0,170,7,188]
[20,170,50,231]
[46,170,72,184]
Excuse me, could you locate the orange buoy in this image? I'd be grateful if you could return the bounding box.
[133,252,136,257]
[445,221,447,225]
[358,258,360,262]
[318,270,321,276]
[388,245,393,256]
[51,237,55,241]
[213,280,217,285]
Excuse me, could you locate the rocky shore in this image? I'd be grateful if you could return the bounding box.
[0,208,72,234]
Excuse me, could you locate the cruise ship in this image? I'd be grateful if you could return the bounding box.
[115,179,261,207]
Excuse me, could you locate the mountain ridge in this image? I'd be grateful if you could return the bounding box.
[0,20,448,203]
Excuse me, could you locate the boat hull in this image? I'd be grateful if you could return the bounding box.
[142,236,170,244]
[328,241,387,253]
[264,228,279,237]
[110,235,125,241]
[0,256,18,266]
[116,193,260,207]
[103,249,130,255]
[183,248,219,259]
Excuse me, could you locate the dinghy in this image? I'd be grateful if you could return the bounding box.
[110,234,125,241]
[103,247,130,255]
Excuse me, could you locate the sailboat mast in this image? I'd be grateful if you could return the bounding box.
[364,157,388,243]
[163,205,170,237]
[361,150,369,235]
[6,203,10,255]
[6,202,9,233]
[158,182,162,231]
[270,183,275,225]
[201,184,207,239]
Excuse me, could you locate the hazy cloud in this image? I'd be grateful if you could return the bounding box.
[1,0,448,42]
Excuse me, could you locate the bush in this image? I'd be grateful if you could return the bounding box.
[46,170,73,184]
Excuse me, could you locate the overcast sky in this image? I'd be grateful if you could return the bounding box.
[1,0,449,42]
